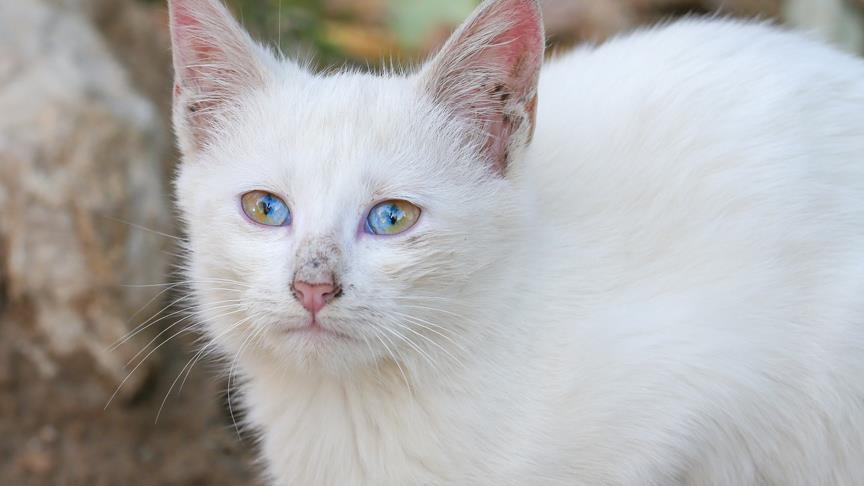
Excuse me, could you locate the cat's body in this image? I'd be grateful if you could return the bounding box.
[168,0,864,484]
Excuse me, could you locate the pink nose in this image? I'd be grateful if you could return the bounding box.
[292,280,339,314]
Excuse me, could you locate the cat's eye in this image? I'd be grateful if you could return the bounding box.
[365,200,421,235]
[241,191,291,227]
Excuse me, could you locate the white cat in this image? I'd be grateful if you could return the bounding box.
[168,0,864,484]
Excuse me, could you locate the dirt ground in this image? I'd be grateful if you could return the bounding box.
[0,313,258,486]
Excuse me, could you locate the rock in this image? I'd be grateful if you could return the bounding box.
[46,0,177,175]
[15,448,54,476]
[0,0,172,398]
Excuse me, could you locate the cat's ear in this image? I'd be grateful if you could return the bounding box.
[168,0,274,154]
[421,0,544,174]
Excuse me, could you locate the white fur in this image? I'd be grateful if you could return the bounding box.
[172,2,864,484]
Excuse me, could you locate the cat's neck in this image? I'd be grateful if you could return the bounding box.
[238,325,552,484]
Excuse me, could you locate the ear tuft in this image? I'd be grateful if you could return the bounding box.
[168,0,272,154]
[422,0,545,175]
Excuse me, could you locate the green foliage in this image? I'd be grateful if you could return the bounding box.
[142,0,482,66]
[387,0,477,49]
[227,0,343,63]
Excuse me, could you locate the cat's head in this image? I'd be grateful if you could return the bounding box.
[169,0,544,376]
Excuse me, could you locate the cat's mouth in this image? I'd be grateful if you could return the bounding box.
[280,317,355,341]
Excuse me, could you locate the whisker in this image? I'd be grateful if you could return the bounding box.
[387,295,468,303]
[378,324,441,377]
[389,310,470,356]
[123,281,186,325]
[101,215,185,242]
[387,317,464,371]
[108,293,195,351]
[357,330,383,383]
[114,298,246,355]
[155,313,256,423]
[368,326,412,398]
[120,278,253,289]
[177,313,263,394]
[105,324,197,411]
[110,282,248,351]
[227,325,262,438]
[124,302,247,367]
[104,306,248,410]
[387,297,484,322]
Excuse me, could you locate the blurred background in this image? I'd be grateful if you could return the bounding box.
[1,0,862,484]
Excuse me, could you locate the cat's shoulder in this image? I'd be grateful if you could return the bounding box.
[538,17,864,113]
[546,17,864,75]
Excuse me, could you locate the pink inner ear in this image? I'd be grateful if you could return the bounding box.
[173,7,196,28]
[483,4,543,76]
[171,0,208,32]
[469,0,543,94]
[170,1,224,63]
[434,0,544,173]
[169,0,268,149]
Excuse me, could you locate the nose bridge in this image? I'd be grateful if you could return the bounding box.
[293,234,342,284]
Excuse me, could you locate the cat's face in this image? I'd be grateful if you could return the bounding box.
[175,76,521,373]
[170,0,544,375]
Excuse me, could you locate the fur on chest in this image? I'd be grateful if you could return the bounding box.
[241,370,537,485]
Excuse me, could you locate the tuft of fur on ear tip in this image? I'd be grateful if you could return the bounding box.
[421,0,545,175]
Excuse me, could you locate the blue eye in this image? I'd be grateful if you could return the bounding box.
[241,191,291,226]
[365,200,421,235]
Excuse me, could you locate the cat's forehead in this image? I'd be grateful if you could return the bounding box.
[267,71,423,143]
[214,71,448,198]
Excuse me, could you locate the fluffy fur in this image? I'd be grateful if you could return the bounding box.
[169,0,864,484]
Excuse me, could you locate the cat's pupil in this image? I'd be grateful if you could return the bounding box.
[260,198,272,215]
[387,205,401,225]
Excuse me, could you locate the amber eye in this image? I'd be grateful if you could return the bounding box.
[241,191,291,226]
[365,200,421,235]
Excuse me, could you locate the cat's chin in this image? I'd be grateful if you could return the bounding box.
[241,317,374,376]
